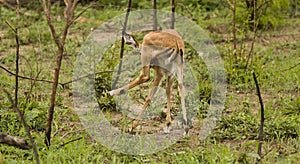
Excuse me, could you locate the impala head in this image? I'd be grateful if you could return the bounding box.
[123,32,139,49]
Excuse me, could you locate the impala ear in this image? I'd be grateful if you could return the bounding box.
[123,32,139,49]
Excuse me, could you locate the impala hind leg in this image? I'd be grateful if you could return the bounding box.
[164,75,173,134]
[130,67,163,132]
[109,66,150,96]
[177,66,189,135]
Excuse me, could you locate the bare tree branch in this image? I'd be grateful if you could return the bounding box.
[63,70,117,86]
[42,0,78,148]
[8,1,40,163]
[225,0,237,53]
[226,0,234,10]
[245,0,267,69]
[0,65,55,84]
[282,62,300,72]
[0,65,117,87]
[177,2,196,21]
[56,137,83,149]
[70,2,95,25]
[0,0,32,16]
[0,0,17,10]
[42,0,61,49]
[5,20,17,33]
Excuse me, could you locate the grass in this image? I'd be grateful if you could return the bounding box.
[0,1,299,163]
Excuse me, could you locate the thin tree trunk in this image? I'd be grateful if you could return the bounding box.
[45,47,64,147]
[9,0,40,163]
[170,0,175,29]
[152,0,157,30]
[226,0,237,54]
[42,0,78,148]
[112,0,131,89]
[245,0,266,69]
[232,0,236,53]
[253,72,265,161]
[14,1,20,110]
[246,0,257,30]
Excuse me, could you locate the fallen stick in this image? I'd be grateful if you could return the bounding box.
[0,133,31,150]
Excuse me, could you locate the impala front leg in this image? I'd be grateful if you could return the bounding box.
[109,66,150,96]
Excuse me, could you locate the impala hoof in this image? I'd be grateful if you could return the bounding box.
[109,89,125,96]
[184,129,189,136]
[183,124,190,136]
[163,126,170,134]
[109,90,114,96]
[128,127,134,134]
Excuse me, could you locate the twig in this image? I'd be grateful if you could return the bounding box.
[0,0,30,16]
[2,61,40,161]
[177,3,195,20]
[232,0,236,52]
[70,2,95,25]
[0,0,16,10]
[282,62,300,72]
[0,64,118,92]
[5,20,17,33]
[0,65,116,87]
[256,0,272,11]
[261,33,300,38]
[0,65,55,84]
[25,69,42,105]
[260,146,275,159]
[52,120,61,138]
[62,70,117,86]
[226,0,234,10]
[60,128,86,140]
[225,0,237,54]
[56,137,83,149]
[245,0,267,69]
[252,72,265,162]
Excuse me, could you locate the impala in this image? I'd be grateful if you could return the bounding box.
[109,29,188,134]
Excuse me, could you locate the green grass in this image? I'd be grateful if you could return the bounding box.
[0,1,299,163]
